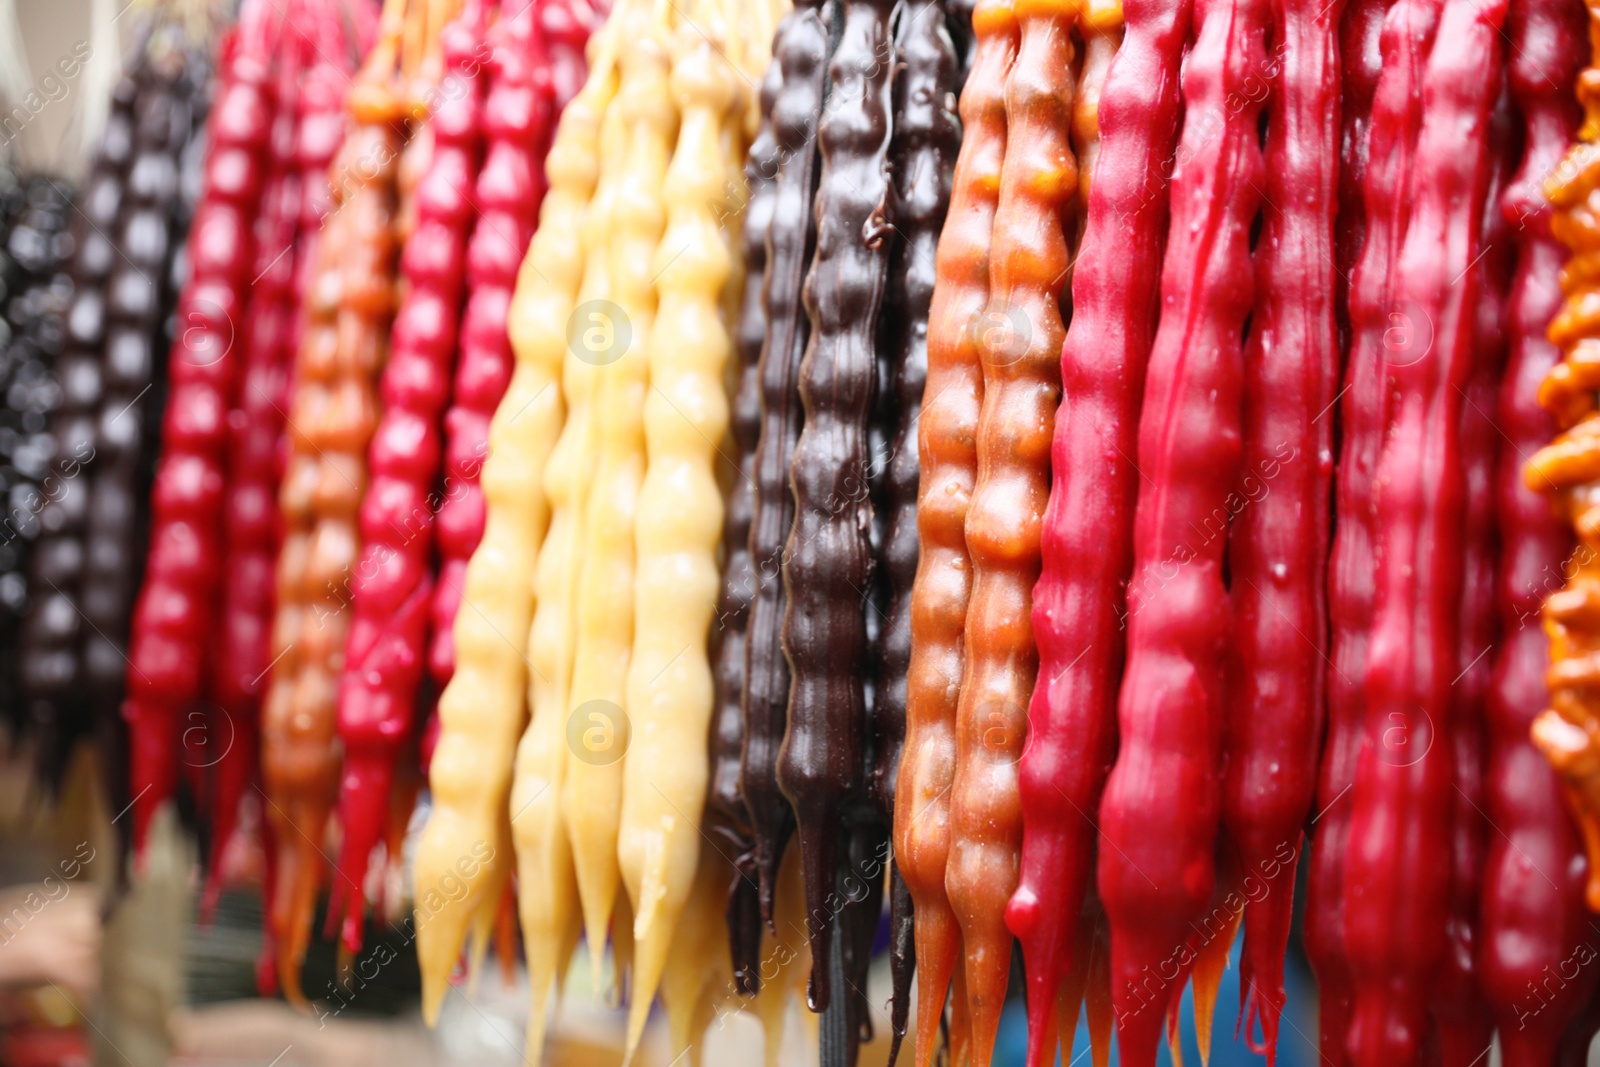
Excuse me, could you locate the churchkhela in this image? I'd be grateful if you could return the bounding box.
[1480,0,1595,1063]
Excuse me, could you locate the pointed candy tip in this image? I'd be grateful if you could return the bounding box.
[624,992,651,1061]
[420,966,447,1028]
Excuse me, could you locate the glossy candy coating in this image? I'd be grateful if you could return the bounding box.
[1303,0,1436,1057]
[876,1,960,1058]
[896,6,1014,1062]
[945,0,1076,1058]
[617,20,741,1053]
[776,0,896,1014]
[1222,0,1340,1052]
[1094,0,1267,1058]
[742,0,833,929]
[567,9,674,985]
[334,0,488,955]
[1341,0,1506,1058]
[1005,0,1179,1057]
[492,8,618,1049]
[124,6,277,856]
[711,48,780,999]
[1480,0,1595,1060]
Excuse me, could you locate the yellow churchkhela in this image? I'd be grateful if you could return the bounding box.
[412,5,623,1033]
[562,0,676,983]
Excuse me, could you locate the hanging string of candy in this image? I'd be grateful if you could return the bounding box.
[2,178,72,751]
[1481,0,1595,1062]
[20,80,134,792]
[206,0,349,926]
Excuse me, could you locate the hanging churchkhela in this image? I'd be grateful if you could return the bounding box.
[209,2,353,924]
[619,6,769,1051]
[777,0,896,1028]
[944,0,1077,1059]
[81,39,205,811]
[409,0,598,1030]
[261,0,403,999]
[898,3,1012,1061]
[1342,0,1504,1062]
[571,0,672,993]
[1222,0,1339,1050]
[332,0,489,955]
[1305,0,1434,1054]
[1008,0,1171,1059]
[742,0,828,943]
[123,0,280,857]
[22,80,136,790]
[875,1,960,1059]
[707,48,778,1001]
[1481,0,1596,1062]
[444,9,617,1054]
[1436,80,1514,1067]
[2,174,71,753]
[1096,0,1266,1062]
[1530,0,1600,907]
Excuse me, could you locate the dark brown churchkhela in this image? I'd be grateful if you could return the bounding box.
[23,77,136,785]
[2,178,73,749]
[0,173,25,738]
[742,0,834,927]
[876,1,960,1058]
[777,0,895,1015]
[712,54,780,998]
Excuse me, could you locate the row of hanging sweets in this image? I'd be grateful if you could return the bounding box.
[17,0,1600,1063]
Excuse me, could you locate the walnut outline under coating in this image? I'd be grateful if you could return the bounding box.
[711,49,781,998]
[895,4,1014,1062]
[740,0,835,929]
[776,0,897,1014]
[1527,0,1600,915]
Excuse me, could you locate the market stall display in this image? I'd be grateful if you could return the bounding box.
[19,0,1600,1063]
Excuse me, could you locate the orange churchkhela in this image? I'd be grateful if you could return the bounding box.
[944,0,1078,1060]
[896,1,1014,1062]
[260,0,452,1002]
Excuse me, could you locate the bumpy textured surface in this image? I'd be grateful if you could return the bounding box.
[1304,0,1435,1058]
[877,1,960,1059]
[334,0,487,954]
[87,53,198,815]
[741,0,832,929]
[1529,0,1600,916]
[209,14,343,918]
[422,3,610,1043]
[428,0,551,770]
[1341,0,1505,1060]
[262,6,403,997]
[568,8,673,983]
[23,77,135,786]
[1094,0,1265,1059]
[1222,0,1339,1053]
[1432,83,1513,1067]
[944,0,1074,1060]
[776,0,895,1015]
[1005,0,1181,1058]
[1481,1,1595,1063]
[124,7,276,856]
[617,19,744,1053]
[709,50,778,999]
[895,4,1013,1062]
